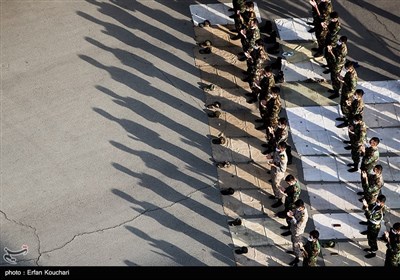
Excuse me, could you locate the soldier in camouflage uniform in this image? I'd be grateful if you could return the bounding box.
[244,39,268,86]
[338,88,364,128]
[325,36,348,95]
[362,195,386,258]
[286,199,309,266]
[361,165,384,205]
[263,117,289,153]
[301,230,321,267]
[239,18,260,60]
[346,114,367,172]
[359,137,380,174]
[312,1,333,57]
[278,175,302,226]
[257,86,281,132]
[266,141,288,204]
[331,61,358,121]
[321,11,341,63]
[384,222,400,267]
[231,1,256,39]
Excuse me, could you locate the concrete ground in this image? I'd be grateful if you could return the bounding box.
[1,0,399,268]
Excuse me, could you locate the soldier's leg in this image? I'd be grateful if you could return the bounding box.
[351,147,360,169]
[367,225,380,252]
[292,234,302,259]
[272,171,285,199]
[286,143,293,164]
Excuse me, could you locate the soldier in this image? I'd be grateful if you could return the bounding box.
[262,117,293,164]
[284,199,309,266]
[325,36,348,95]
[312,1,333,57]
[277,175,301,227]
[243,39,268,85]
[384,222,400,267]
[361,195,386,258]
[257,86,281,132]
[308,0,333,33]
[238,18,260,61]
[346,114,367,172]
[231,1,256,40]
[266,142,288,205]
[360,165,384,205]
[337,88,364,128]
[358,137,380,174]
[248,65,275,105]
[301,230,321,267]
[331,62,358,126]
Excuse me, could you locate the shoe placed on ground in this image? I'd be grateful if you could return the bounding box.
[261,143,268,148]
[217,161,231,168]
[347,163,355,167]
[365,252,376,259]
[235,246,248,254]
[313,52,323,57]
[328,89,336,93]
[321,64,329,68]
[286,250,295,255]
[229,14,238,19]
[289,257,299,266]
[212,136,226,145]
[238,56,247,61]
[328,94,340,99]
[269,195,276,199]
[262,150,270,155]
[308,28,316,33]
[199,47,211,54]
[344,146,352,150]
[359,221,368,225]
[220,187,235,195]
[268,179,272,183]
[307,21,315,26]
[348,167,359,173]
[336,117,346,121]
[230,35,241,40]
[357,191,364,195]
[360,230,368,235]
[363,248,372,252]
[205,101,220,108]
[337,122,348,128]
[208,111,221,118]
[343,140,351,144]
[280,225,290,230]
[271,200,283,208]
[323,69,331,74]
[281,231,292,236]
[228,218,242,226]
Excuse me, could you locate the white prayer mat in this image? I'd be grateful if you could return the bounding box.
[358,80,400,104]
[274,17,317,41]
[313,213,386,240]
[190,3,262,26]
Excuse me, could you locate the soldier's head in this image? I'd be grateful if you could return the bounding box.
[264,65,272,76]
[372,165,383,175]
[285,174,296,185]
[376,195,386,206]
[271,86,280,98]
[245,1,255,11]
[369,137,380,147]
[294,199,305,211]
[393,223,400,233]
[309,230,320,241]
[277,141,287,152]
[330,11,339,22]
[353,114,363,124]
[255,39,264,49]
[339,36,347,45]
[354,89,364,100]
[278,117,287,128]
[344,60,354,71]
[249,18,258,28]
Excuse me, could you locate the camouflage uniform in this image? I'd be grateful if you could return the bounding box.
[314,1,332,52]
[362,172,384,205]
[258,74,275,119]
[330,43,347,94]
[325,20,341,46]
[350,121,367,167]
[271,149,288,200]
[364,203,386,252]
[264,96,282,130]
[347,95,364,122]
[232,0,246,13]
[248,48,268,86]
[290,207,309,260]
[302,239,321,267]
[340,69,358,116]
[360,146,380,173]
[266,123,289,153]
[284,180,302,227]
[385,228,400,267]
[242,25,260,53]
